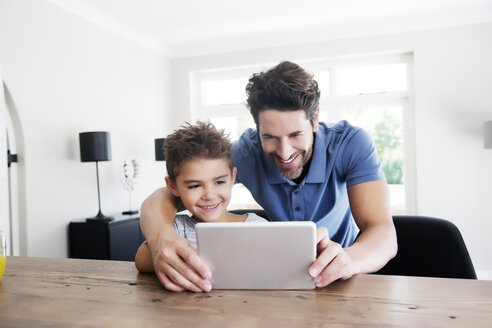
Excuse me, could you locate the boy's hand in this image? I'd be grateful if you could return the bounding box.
[308,227,359,287]
[149,231,212,292]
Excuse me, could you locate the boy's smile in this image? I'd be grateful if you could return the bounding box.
[167,158,236,222]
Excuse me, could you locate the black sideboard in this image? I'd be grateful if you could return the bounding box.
[68,214,145,261]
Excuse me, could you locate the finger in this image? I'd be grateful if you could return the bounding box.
[160,247,212,292]
[156,270,185,293]
[316,227,330,253]
[309,241,341,278]
[162,262,204,293]
[316,254,349,287]
[177,244,212,281]
[316,227,328,243]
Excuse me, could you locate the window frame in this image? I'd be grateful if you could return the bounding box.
[190,53,416,214]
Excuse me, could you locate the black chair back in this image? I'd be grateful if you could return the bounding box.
[376,215,477,279]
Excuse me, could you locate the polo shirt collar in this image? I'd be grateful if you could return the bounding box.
[262,129,327,185]
[305,129,326,183]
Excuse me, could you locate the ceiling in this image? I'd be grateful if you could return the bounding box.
[49,0,492,58]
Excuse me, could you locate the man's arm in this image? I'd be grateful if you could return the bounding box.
[309,180,397,287]
[140,187,212,292]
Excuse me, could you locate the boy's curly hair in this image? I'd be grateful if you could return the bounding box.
[163,121,232,181]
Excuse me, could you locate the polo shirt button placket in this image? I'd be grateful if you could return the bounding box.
[292,188,304,220]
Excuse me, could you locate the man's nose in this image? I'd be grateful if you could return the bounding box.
[278,138,293,160]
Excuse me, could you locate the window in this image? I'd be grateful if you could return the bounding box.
[305,54,414,214]
[191,54,414,214]
[191,67,265,209]
[191,67,261,141]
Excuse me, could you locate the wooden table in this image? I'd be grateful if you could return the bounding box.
[0,257,491,327]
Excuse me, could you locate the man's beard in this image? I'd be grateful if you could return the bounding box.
[270,147,312,181]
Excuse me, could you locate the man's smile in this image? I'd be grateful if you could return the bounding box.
[277,153,300,165]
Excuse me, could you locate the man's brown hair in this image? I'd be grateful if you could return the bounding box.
[246,61,320,126]
[163,121,233,181]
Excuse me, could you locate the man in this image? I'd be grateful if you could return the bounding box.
[141,61,397,292]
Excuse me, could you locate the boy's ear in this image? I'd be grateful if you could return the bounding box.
[231,167,237,184]
[165,176,180,197]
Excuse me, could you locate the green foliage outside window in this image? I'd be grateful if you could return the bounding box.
[344,106,403,185]
[373,115,403,185]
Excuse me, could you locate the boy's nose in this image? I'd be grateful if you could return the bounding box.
[201,186,213,200]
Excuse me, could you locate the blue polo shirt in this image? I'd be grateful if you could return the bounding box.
[232,121,385,247]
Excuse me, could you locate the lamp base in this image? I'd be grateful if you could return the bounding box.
[86,211,114,223]
[122,210,139,215]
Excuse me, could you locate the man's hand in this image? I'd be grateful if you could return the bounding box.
[308,227,359,287]
[149,231,212,292]
[140,187,213,292]
[308,180,397,287]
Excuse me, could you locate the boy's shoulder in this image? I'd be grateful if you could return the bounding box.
[172,213,199,248]
[245,213,268,223]
[173,213,198,232]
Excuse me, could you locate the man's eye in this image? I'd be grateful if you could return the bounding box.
[188,184,200,189]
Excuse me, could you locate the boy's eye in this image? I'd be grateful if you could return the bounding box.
[187,184,201,189]
[215,180,226,185]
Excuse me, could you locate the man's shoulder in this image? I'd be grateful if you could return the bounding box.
[318,121,369,148]
[238,128,259,146]
[319,120,360,137]
[233,128,261,159]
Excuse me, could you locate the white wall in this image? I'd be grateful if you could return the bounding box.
[0,0,171,257]
[170,22,492,279]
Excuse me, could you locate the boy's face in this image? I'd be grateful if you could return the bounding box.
[166,158,236,222]
[258,109,319,180]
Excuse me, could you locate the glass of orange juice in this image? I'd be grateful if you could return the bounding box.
[0,231,6,280]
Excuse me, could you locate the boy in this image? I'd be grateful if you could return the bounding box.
[134,121,267,282]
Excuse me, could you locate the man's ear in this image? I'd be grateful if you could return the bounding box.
[313,107,320,132]
[165,176,180,197]
[231,167,237,184]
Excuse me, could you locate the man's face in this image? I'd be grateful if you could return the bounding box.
[258,109,319,180]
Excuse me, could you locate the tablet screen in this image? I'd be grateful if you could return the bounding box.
[196,221,316,290]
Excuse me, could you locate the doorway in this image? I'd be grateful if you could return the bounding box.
[0,75,18,256]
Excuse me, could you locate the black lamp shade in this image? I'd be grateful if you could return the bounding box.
[79,132,112,162]
[155,138,165,161]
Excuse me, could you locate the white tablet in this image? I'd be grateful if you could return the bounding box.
[195,221,317,290]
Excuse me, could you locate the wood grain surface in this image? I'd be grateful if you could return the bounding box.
[0,256,491,327]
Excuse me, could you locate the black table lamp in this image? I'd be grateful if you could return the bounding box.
[155,138,166,161]
[79,131,114,222]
